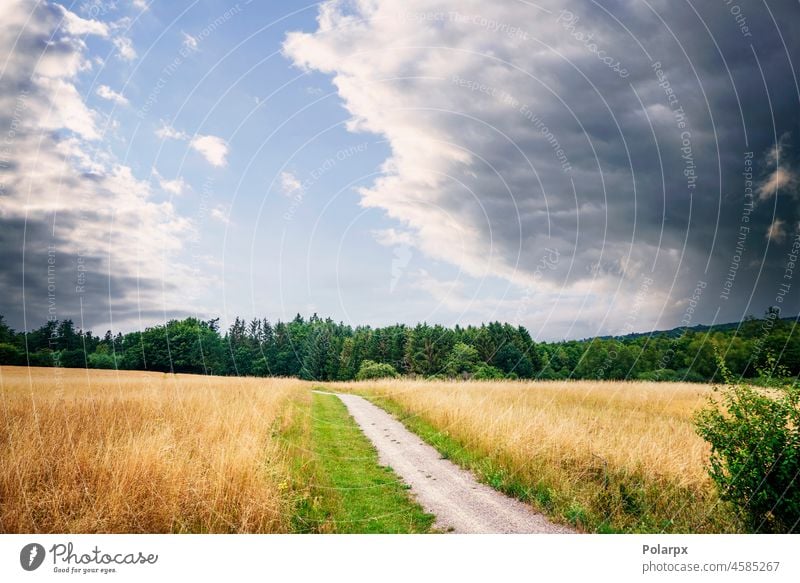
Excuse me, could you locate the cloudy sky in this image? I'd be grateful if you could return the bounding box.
[1,0,798,340]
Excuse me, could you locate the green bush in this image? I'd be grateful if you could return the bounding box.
[472,364,505,380]
[444,342,479,377]
[695,380,800,532]
[0,342,23,365]
[28,349,55,367]
[58,349,87,368]
[355,360,399,380]
[88,352,117,369]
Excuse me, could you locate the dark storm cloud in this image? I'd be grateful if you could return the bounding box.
[285,0,800,337]
[0,218,192,332]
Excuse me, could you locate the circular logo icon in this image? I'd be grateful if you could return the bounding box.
[20,543,46,571]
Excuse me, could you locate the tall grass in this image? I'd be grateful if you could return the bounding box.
[346,379,742,532]
[0,366,308,533]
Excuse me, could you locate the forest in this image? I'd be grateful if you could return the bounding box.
[0,307,797,382]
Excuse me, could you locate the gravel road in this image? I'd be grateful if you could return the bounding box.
[333,392,574,534]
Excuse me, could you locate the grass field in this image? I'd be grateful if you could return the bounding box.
[0,366,308,533]
[338,379,742,533]
[2,367,740,533]
[0,366,432,534]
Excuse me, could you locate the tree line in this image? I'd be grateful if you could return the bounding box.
[0,308,797,382]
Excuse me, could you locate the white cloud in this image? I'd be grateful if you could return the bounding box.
[56,4,110,37]
[279,171,303,196]
[757,168,798,200]
[96,84,129,106]
[282,1,551,289]
[155,122,189,141]
[190,134,229,167]
[113,36,137,61]
[767,219,786,243]
[155,123,229,168]
[152,170,187,196]
[182,31,198,51]
[210,205,231,225]
[35,76,100,140]
[372,228,416,247]
[757,134,798,200]
[132,0,150,11]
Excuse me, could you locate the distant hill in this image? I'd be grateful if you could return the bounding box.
[596,316,799,342]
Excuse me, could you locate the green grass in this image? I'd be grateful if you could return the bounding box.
[289,392,435,533]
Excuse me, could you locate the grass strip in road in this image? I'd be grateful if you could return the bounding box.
[291,392,434,533]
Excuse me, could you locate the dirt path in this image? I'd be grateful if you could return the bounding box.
[333,393,574,534]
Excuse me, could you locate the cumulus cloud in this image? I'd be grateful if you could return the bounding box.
[35,76,100,139]
[190,134,229,167]
[0,0,199,330]
[96,84,128,105]
[154,122,229,168]
[113,35,136,60]
[56,4,110,36]
[152,170,187,196]
[210,205,231,225]
[155,122,188,140]
[279,171,303,196]
[284,0,800,335]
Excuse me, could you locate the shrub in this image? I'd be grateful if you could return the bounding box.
[58,349,87,368]
[88,352,117,369]
[355,360,399,380]
[28,349,56,367]
[0,343,23,365]
[472,364,505,380]
[695,380,800,532]
[444,342,479,377]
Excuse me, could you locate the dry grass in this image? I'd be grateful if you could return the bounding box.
[0,366,309,533]
[344,379,739,532]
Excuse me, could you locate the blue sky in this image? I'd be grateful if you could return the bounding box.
[1,0,799,339]
[85,2,401,323]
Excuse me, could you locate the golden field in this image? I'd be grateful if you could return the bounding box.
[2,367,737,533]
[0,366,309,533]
[343,379,738,532]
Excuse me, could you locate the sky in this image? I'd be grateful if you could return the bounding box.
[0,0,798,340]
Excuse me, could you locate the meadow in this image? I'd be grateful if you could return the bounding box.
[0,366,309,533]
[341,379,742,533]
[0,366,432,534]
[2,366,740,533]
